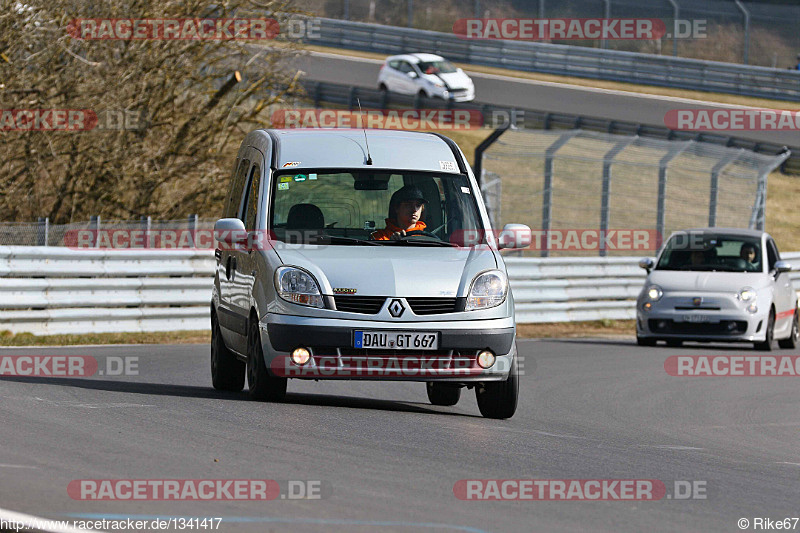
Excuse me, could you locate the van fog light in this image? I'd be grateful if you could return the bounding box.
[291,347,311,366]
[477,350,496,369]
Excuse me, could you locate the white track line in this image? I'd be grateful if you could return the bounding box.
[0,506,104,533]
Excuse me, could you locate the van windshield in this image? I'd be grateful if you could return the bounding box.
[656,234,762,272]
[269,170,485,246]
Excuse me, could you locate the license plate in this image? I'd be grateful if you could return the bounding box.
[683,314,715,323]
[354,331,439,350]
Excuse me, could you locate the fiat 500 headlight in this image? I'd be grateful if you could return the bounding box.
[466,270,508,311]
[645,285,663,301]
[737,287,756,302]
[275,266,323,308]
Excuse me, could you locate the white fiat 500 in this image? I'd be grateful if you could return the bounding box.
[210,128,530,418]
[636,228,798,350]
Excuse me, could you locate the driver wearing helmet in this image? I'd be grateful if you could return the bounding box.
[370,185,428,240]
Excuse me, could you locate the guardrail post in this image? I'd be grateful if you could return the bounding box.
[600,137,636,257]
[89,215,100,248]
[708,152,739,227]
[313,82,322,107]
[140,215,151,248]
[36,217,49,246]
[348,86,358,110]
[542,131,580,257]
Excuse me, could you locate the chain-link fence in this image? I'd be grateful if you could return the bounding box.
[480,129,789,257]
[300,0,800,67]
[0,216,217,247]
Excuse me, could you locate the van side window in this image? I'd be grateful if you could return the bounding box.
[243,164,262,230]
[226,158,250,218]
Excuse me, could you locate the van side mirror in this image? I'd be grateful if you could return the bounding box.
[498,224,532,250]
[214,218,248,245]
[639,257,655,273]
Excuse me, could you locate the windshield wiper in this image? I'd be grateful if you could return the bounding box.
[308,235,382,246]
[383,238,458,247]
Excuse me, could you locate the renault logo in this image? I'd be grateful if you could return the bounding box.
[692,297,702,306]
[388,299,405,318]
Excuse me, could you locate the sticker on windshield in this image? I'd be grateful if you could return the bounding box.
[294,174,307,182]
[439,160,457,171]
[309,173,318,180]
[282,161,300,168]
[280,176,292,183]
[461,186,470,194]
[278,183,289,190]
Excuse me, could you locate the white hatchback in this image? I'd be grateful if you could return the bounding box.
[378,53,475,102]
[636,228,798,350]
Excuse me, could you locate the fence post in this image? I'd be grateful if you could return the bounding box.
[656,142,691,249]
[140,215,151,248]
[601,0,611,49]
[734,0,750,65]
[36,217,49,246]
[667,0,679,57]
[600,137,636,257]
[344,0,350,20]
[90,215,100,248]
[708,152,739,227]
[474,0,480,18]
[188,214,198,249]
[408,0,413,28]
[542,131,580,257]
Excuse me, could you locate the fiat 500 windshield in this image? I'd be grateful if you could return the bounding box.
[269,170,485,245]
[656,234,763,272]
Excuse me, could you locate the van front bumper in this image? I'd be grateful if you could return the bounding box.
[260,314,516,381]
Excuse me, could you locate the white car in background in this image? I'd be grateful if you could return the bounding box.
[378,53,475,102]
[636,228,798,350]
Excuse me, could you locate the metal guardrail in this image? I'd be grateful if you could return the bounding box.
[299,80,798,174]
[2,246,800,334]
[309,17,800,102]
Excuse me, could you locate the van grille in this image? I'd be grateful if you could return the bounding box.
[406,297,460,315]
[333,296,386,314]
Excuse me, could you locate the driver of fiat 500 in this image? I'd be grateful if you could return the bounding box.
[370,185,428,240]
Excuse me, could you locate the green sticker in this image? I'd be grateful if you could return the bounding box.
[294,174,307,182]
[278,182,289,190]
[280,176,292,183]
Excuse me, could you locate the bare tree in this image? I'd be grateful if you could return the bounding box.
[0,0,305,222]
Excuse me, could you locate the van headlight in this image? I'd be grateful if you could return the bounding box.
[466,270,507,311]
[645,285,663,301]
[737,287,756,302]
[275,266,323,308]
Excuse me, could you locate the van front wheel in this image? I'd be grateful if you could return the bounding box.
[247,316,287,402]
[476,355,519,419]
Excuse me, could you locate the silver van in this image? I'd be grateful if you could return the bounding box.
[211,129,530,418]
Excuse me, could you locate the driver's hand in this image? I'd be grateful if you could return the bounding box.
[390,230,406,241]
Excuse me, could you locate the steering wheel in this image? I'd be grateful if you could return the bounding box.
[402,230,439,239]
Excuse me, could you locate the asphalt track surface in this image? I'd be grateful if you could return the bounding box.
[291,51,800,149]
[2,339,800,532]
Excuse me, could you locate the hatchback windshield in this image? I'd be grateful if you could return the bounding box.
[656,234,762,272]
[417,60,457,74]
[270,170,484,246]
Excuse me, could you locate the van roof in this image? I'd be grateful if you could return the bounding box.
[259,128,464,173]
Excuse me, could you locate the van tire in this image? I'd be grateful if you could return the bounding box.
[476,355,519,419]
[247,315,287,401]
[426,383,461,406]
[211,310,245,391]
